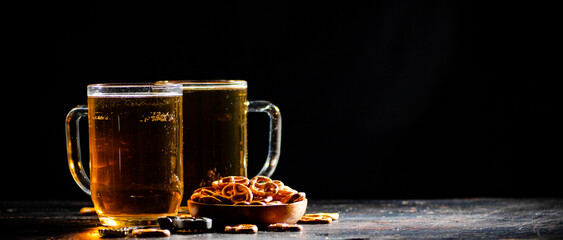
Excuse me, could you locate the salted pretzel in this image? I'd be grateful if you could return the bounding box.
[267,223,303,232]
[272,185,298,201]
[231,196,272,206]
[190,187,217,202]
[224,224,258,234]
[189,176,306,206]
[272,180,284,188]
[191,186,230,204]
[249,176,279,197]
[254,195,273,203]
[232,200,270,206]
[212,176,250,191]
[298,214,332,224]
[302,213,339,221]
[193,186,215,194]
[221,183,253,203]
[281,192,306,204]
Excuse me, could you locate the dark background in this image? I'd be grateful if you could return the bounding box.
[3,2,560,201]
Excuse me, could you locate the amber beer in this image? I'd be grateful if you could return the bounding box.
[66,83,185,227]
[158,80,282,204]
[181,84,247,197]
[88,94,183,225]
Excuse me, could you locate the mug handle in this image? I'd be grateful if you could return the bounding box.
[248,101,282,177]
[65,105,91,195]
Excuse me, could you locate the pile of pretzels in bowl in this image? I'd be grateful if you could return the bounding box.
[189,176,306,206]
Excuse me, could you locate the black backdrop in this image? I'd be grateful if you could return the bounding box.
[3,2,560,201]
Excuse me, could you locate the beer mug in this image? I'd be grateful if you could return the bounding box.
[159,80,281,203]
[65,83,184,227]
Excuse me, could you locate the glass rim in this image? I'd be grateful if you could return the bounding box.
[87,82,183,96]
[157,80,247,89]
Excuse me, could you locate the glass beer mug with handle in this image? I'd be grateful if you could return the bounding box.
[158,80,281,203]
[65,83,184,227]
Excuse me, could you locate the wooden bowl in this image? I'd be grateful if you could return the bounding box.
[188,199,308,227]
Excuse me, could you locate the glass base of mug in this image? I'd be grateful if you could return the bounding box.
[99,216,161,227]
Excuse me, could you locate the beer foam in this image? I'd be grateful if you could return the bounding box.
[158,80,247,90]
[182,86,247,90]
[88,92,182,97]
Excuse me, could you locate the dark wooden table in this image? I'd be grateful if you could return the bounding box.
[1,199,562,239]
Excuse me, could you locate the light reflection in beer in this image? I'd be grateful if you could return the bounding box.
[100,218,118,227]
